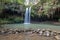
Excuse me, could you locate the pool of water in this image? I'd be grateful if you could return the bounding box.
[1,23,60,31]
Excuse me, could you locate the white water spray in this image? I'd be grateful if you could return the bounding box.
[24,0,31,24]
[24,7,31,24]
[24,0,39,24]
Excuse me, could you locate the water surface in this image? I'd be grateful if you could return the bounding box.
[1,24,60,31]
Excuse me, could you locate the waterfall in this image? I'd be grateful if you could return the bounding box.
[24,0,39,24]
[29,7,31,23]
[24,7,31,24]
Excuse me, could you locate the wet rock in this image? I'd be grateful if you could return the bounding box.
[0,29,8,35]
[0,31,2,35]
[50,32,55,36]
[16,30,21,33]
[16,29,25,33]
[44,30,50,37]
[11,31,16,34]
[58,33,60,35]
[42,29,46,33]
[38,29,46,36]
[25,31,33,35]
[53,31,57,36]
[39,30,43,36]
[36,29,41,33]
[7,31,12,34]
[24,29,33,35]
[54,36,60,40]
[19,30,25,33]
[0,30,6,35]
[15,32,19,34]
[6,29,14,34]
[25,29,32,32]
[9,29,13,31]
[12,29,20,34]
[50,31,57,37]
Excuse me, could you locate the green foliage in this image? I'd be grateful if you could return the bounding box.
[14,17,23,23]
[32,0,59,15]
[0,0,60,23]
[58,19,60,22]
[17,0,24,4]
[0,0,24,4]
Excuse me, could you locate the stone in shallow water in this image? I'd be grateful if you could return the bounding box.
[7,31,12,34]
[45,31,50,37]
[36,29,41,33]
[0,30,9,35]
[1,30,5,34]
[57,31,60,34]
[39,30,43,36]
[15,32,19,34]
[9,29,13,31]
[37,29,41,31]
[53,31,57,36]
[38,29,45,36]
[50,31,57,37]
[54,35,60,40]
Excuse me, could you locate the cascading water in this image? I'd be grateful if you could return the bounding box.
[29,7,31,23]
[24,7,31,24]
[24,0,31,24]
[24,0,39,24]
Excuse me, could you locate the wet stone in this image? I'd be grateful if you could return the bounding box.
[0,28,58,38]
[54,35,60,40]
[43,30,50,37]
[58,33,60,35]
[39,30,43,36]
[0,31,2,35]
